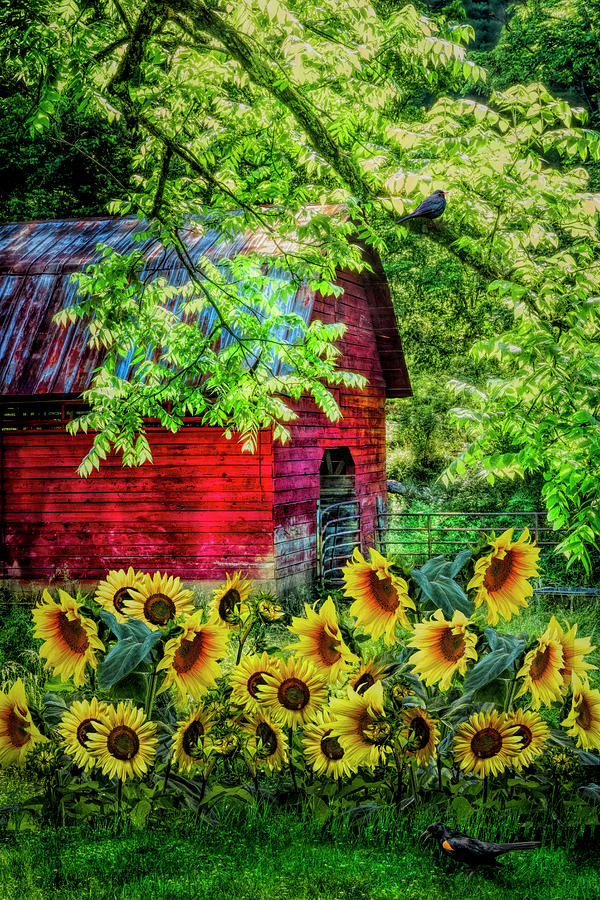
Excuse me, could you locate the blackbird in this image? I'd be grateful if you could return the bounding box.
[421,822,541,874]
[396,189,447,225]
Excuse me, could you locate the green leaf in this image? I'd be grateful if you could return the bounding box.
[411,567,473,617]
[463,629,525,693]
[97,620,163,688]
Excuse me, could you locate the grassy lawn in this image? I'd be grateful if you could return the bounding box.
[0,808,597,900]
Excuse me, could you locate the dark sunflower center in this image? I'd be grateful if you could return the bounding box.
[529,645,552,681]
[577,694,593,730]
[57,612,89,654]
[471,727,503,759]
[357,711,372,741]
[174,632,205,674]
[515,724,533,750]
[76,717,100,748]
[7,707,31,749]
[219,588,241,623]
[439,628,466,662]
[278,677,310,711]
[354,672,375,695]
[113,587,134,614]
[367,571,399,612]
[409,716,431,750]
[144,592,176,626]
[317,628,342,666]
[483,550,514,593]
[247,671,267,698]
[107,725,140,761]
[256,721,278,757]
[182,720,205,758]
[320,729,344,761]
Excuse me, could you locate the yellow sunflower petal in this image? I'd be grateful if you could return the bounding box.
[123,571,195,630]
[467,528,540,626]
[407,609,478,690]
[32,589,104,688]
[59,697,111,771]
[257,657,328,728]
[0,679,47,766]
[86,702,157,782]
[157,614,229,701]
[561,677,600,751]
[302,709,357,779]
[287,596,357,682]
[453,709,521,778]
[342,547,415,645]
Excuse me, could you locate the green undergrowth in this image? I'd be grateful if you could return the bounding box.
[0,804,597,900]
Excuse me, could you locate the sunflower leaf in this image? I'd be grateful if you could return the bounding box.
[97,627,163,688]
[410,568,473,617]
[450,548,473,578]
[463,637,526,694]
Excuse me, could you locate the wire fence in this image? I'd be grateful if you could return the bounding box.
[318,503,600,604]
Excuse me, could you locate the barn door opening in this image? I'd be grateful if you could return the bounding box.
[318,448,360,587]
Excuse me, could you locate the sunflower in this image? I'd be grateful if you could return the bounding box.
[407,609,478,690]
[0,679,47,766]
[243,712,288,771]
[123,571,195,630]
[467,528,540,626]
[172,706,214,772]
[329,680,389,767]
[453,710,521,778]
[342,547,415,644]
[87,702,157,781]
[348,658,387,696]
[257,657,328,728]
[229,652,281,713]
[302,709,357,779]
[504,708,549,770]
[94,567,144,624]
[402,708,439,766]
[287,596,357,683]
[515,627,564,709]
[59,697,111,771]
[546,616,597,692]
[32,589,105,687]
[561,677,600,751]
[157,614,229,701]
[208,572,253,628]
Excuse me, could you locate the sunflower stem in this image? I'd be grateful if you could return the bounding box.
[161,759,172,796]
[116,779,123,833]
[505,667,519,713]
[144,660,160,719]
[236,619,254,665]
[409,764,419,803]
[437,754,443,791]
[392,746,404,804]
[483,774,488,804]
[288,727,299,795]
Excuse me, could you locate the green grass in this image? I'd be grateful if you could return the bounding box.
[0,806,597,900]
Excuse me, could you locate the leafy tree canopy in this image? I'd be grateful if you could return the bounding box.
[14,0,600,569]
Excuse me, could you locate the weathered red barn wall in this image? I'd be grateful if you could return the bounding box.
[1,425,276,589]
[273,270,388,593]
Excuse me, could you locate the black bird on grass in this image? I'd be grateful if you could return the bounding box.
[396,189,447,226]
[421,822,541,875]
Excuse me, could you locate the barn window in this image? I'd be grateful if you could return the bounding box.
[319,448,356,507]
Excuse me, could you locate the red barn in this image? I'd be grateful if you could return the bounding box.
[0,216,410,596]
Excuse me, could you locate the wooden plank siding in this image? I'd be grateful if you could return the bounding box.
[272,272,387,594]
[1,427,276,586]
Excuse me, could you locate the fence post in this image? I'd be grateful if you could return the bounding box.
[534,511,540,543]
[427,513,432,558]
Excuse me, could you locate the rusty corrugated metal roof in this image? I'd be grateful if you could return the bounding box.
[0,215,410,398]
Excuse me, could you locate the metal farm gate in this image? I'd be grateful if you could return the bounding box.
[316,499,362,589]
